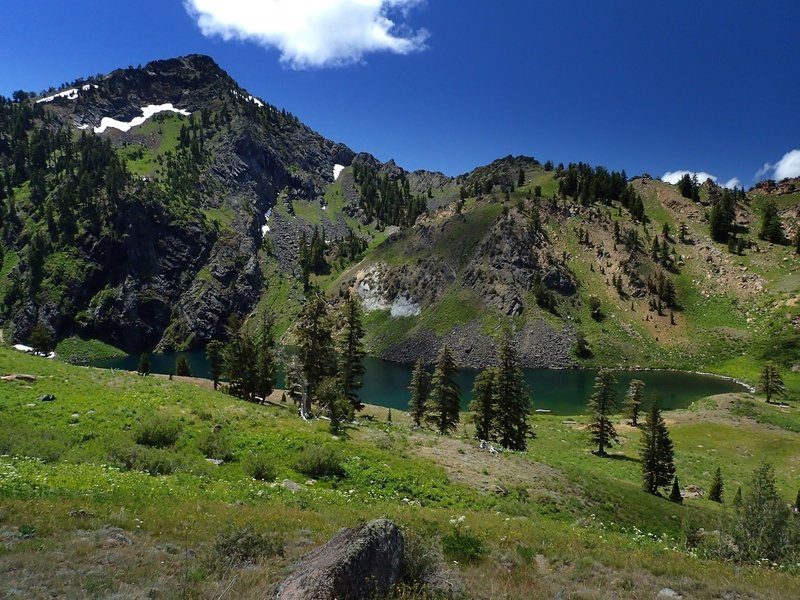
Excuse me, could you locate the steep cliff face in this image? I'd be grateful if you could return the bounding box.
[1,55,356,352]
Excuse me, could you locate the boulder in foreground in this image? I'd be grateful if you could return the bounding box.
[276,518,403,600]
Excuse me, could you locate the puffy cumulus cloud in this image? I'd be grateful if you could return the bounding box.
[661,170,718,185]
[723,177,741,190]
[755,149,800,181]
[184,0,429,68]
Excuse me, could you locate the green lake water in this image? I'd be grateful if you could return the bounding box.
[90,351,748,416]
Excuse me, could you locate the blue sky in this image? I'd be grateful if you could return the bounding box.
[2,1,799,185]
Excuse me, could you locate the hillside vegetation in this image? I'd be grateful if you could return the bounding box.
[1,56,797,389]
[1,348,799,598]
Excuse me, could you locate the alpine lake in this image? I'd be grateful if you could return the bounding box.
[90,351,749,416]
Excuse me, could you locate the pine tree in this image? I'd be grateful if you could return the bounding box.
[337,295,366,411]
[318,376,351,434]
[285,357,305,406]
[255,315,276,401]
[794,228,800,255]
[758,199,785,243]
[430,345,460,435]
[670,476,683,504]
[588,370,618,457]
[733,486,743,508]
[624,379,645,426]
[493,336,533,450]
[709,466,724,503]
[794,489,800,513]
[224,332,259,402]
[175,354,191,377]
[640,403,676,495]
[296,294,335,415]
[27,324,52,354]
[137,352,151,376]
[408,358,430,427]
[733,462,790,562]
[205,340,224,390]
[469,368,496,442]
[759,364,786,404]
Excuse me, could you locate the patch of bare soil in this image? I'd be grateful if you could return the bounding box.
[409,434,575,504]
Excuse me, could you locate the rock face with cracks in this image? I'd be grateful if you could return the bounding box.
[276,519,404,600]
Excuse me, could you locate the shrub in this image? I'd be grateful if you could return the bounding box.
[733,462,791,562]
[213,525,284,568]
[294,445,345,479]
[442,516,486,564]
[244,453,277,481]
[401,531,444,587]
[133,415,182,448]
[107,439,179,475]
[442,530,486,564]
[197,429,235,462]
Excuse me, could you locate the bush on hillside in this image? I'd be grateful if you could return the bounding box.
[244,452,277,481]
[213,525,284,568]
[133,415,182,448]
[294,445,346,479]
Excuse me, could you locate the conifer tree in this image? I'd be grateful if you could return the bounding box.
[318,376,351,434]
[469,368,496,442]
[28,324,52,354]
[795,489,800,513]
[255,314,276,401]
[493,336,532,450]
[758,199,785,243]
[137,352,151,376]
[733,486,742,508]
[205,340,224,390]
[285,356,305,406]
[709,466,724,503]
[224,332,259,402]
[794,228,800,255]
[734,462,790,562]
[624,379,645,426]
[640,403,676,495]
[175,354,191,377]
[759,364,786,404]
[337,295,366,411]
[670,476,683,504]
[430,345,460,435]
[296,294,334,415]
[408,358,430,427]
[588,370,618,456]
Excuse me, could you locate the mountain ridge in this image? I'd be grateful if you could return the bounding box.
[0,55,798,377]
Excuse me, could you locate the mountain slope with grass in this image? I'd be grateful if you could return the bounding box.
[0,55,798,387]
[1,347,799,598]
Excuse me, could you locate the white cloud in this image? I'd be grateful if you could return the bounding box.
[772,149,800,180]
[755,162,773,179]
[184,0,429,68]
[753,149,800,181]
[661,170,718,185]
[723,177,741,190]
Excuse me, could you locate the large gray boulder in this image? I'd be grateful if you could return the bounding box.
[276,519,404,600]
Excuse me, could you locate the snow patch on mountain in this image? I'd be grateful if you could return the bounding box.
[93,104,191,134]
[36,84,97,104]
[333,164,345,181]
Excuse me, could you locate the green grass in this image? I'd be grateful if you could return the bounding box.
[55,336,126,363]
[202,206,236,231]
[118,112,189,177]
[0,249,20,299]
[1,348,799,598]
[415,286,482,336]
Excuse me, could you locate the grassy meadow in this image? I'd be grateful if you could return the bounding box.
[1,347,799,598]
